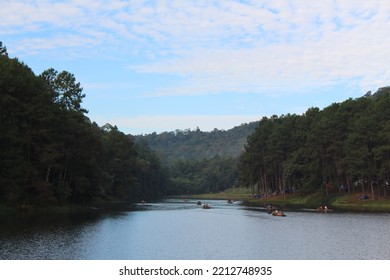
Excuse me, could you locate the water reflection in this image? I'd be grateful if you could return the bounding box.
[1,200,390,260]
[0,209,101,259]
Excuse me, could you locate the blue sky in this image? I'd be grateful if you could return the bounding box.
[2,0,390,135]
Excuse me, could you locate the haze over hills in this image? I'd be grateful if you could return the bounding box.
[135,121,259,163]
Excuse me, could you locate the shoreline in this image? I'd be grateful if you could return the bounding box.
[173,188,390,213]
[3,189,390,214]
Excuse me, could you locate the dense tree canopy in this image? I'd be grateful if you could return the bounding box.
[137,123,258,163]
[137,124,257,195]
[239,90,390,198]
[2,43,389,204]
[167,156,239,195]
[0,54,167,206]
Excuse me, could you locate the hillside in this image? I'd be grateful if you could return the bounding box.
[135,122,259,163]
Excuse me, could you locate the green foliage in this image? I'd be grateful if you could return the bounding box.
[3,43,389,203]
[0,41,7,56]
[135,123,257,196]
[137,123,258,163]
[40,68,87,113]
[0,54,167,206]
[239,93,390,197]
[167,156,239,195]
[137,124,256,195]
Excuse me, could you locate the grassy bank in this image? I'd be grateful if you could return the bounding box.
[180,187,252,201]
[179,188,390,212]
[331,193,390,212]
[4,189,390,213]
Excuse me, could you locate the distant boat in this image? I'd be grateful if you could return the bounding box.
[316,206,332,213]
[202,204,211,209]
[272,210,286,217]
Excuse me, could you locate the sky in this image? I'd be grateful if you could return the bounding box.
[1,0,390,135]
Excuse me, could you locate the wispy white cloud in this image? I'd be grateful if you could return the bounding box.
[2,0,390,97]
[126,0,390,96]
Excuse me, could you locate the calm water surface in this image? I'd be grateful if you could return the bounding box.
[1,199,390,260]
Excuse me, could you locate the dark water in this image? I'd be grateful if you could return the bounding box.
[1,199,390,260]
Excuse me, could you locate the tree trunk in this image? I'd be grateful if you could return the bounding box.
[45,166,51,182]
[346,174,351,195]
[325,183,329,198]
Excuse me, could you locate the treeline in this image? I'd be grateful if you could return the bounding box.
[137,123,257,195]
[137,122,258,163]
[4,41,390,204]
[167,156,239,194]
[239,89,390,198]
[0,49,167,207]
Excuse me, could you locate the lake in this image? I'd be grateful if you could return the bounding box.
[1,199,390,260]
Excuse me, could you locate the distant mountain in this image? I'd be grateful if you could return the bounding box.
[135,122,259,163]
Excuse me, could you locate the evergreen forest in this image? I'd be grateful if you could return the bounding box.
[239,89,390,199]
[0,45,167,207]
[136,123,257,194]
[137,122,258,163]
[1,41,390,208]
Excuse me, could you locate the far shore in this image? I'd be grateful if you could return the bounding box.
[171,187,390,213]
[3,188,390,213]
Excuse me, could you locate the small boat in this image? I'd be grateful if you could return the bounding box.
[202,204,211,209]
[272,210,286,217]
[316,206,332,213]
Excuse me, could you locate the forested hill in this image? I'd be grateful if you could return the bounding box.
[135,122,259,163]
